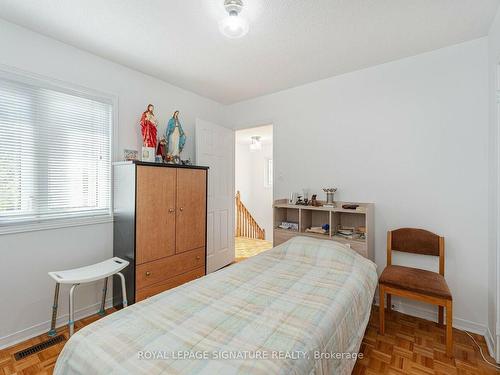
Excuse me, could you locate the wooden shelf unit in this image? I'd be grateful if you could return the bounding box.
[273,199,374,260]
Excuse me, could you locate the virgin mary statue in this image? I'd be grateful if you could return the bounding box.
[166,111,186,158]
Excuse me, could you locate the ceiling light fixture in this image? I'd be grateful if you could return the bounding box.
[219,0,249,39]
[249,136,261,151]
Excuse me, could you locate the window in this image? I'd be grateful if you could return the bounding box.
[0,72,113,231]
[265,158,273,187]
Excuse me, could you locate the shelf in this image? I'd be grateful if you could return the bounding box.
[274,227,299,233]
[273,201,369,214]
[300,209,329,233]
[301,231,330,240]
[275,228,364,244]
[273,198,374,260]
[114,160,209,170]
[275,227,327,240]
[332,235,366,244]
[273,206,300,232]
[274,203,333,211]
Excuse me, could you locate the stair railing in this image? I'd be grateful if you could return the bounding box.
[235,191,265,240]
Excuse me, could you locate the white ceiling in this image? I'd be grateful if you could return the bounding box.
[0,1,498,104]
[236,125,273,145]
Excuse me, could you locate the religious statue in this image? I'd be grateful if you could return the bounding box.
[166,110,186,161]
[140,104,158,148]
[156,137,167,162]
[140,104,158,162]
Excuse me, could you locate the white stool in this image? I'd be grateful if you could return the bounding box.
[48,257,129,337]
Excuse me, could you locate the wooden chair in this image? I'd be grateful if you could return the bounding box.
[378,228,453,356]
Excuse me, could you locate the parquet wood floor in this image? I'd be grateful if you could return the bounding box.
[0,308,115,375]
[353,308,499,375]
[235,236,273,261]
[1,306,498,374]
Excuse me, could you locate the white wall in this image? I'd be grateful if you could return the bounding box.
[0,19,226,348]
[235,141,273,240]
[226,39,490,333]
[488,5,500,361]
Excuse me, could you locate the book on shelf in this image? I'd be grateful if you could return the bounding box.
[335,232,361,240]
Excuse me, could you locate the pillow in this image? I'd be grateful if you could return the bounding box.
[270,236,374,269]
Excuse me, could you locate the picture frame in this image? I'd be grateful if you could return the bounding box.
[123,149,138,161]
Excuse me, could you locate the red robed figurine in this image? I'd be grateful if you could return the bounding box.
[140,104,158,148]
[156,138,167,162]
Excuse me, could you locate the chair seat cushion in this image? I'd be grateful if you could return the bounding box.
[379,265,452,300]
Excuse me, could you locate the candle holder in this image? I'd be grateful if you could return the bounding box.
[322,188,337,207]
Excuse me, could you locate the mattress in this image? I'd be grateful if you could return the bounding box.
[54,236,378,375]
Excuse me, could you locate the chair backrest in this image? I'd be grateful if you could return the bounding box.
[387,228,445,275]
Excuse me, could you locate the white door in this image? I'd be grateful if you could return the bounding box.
[196,119,235,272]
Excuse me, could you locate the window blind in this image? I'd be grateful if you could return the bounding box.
[0,75,112,226]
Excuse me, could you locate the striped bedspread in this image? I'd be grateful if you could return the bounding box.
[55,236,377,375]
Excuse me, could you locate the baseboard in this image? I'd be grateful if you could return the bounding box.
[0,297,113,350]
[496,325,500,363]
[394,301,487,335]
[484,328,496,362]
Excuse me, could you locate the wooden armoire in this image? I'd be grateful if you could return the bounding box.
[113,161,208,307]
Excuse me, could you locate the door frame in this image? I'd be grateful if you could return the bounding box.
[233,123,275,242]
[495,64,500,363]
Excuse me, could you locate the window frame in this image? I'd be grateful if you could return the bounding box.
[265,158,273,188]
[0,65,118,235]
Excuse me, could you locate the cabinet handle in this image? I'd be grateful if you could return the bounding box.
[196,256,200,260]
[179,207,184,212]
[168,208,175,213]
[145,271,151,277]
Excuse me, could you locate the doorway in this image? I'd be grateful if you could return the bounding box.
[234,125,274,261]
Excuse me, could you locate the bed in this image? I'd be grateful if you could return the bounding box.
[54,236,377,375]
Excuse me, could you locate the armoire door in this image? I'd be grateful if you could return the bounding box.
[176,168,207,253]
[136,166,176,264]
